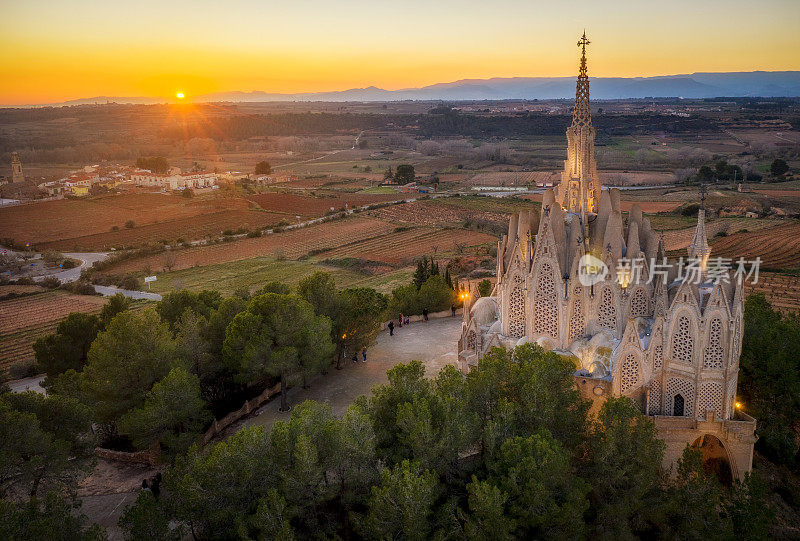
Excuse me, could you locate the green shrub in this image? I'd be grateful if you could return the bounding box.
[388,275,455,316]
[120,274,139,291]
[9,360,38,379]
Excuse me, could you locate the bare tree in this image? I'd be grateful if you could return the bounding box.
[673,168,697,184]
[162,250,177,271]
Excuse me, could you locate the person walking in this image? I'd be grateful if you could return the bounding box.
[398,313,403,328]
[451,304,456,317]
[422,307,429,322]
[151,472,162,498]
[362,347,367,363]
[388,321,394,336]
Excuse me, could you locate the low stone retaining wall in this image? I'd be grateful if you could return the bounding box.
[201,381,282,444]
[381,308,462,330]
[95,447,158,467]
[96,381,283,465]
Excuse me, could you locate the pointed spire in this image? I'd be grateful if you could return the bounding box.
[572,31,592,128]
[688,186,711,270]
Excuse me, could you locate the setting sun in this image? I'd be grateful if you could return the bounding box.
[176,92,185,99]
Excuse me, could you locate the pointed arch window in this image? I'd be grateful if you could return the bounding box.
[629,288,649,318]
[703,317,724,369]
[568,285,585,342]
[671,314,694,364]
[534,263,558,338]
[508,274,526,338]
[598,286,617,332]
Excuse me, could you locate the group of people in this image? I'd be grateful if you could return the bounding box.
[388,307,442,336]
[141,472,162,497]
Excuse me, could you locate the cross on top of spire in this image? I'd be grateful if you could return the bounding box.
[571,31,592,128]
[578,30,590,77]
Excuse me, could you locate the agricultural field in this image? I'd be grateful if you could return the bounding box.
[40,208,287,252]
[0,289,108,372]
[246,191,406,218]
[710,221,800,271]
[143,257,413,297]
[745,272,800,314]
[370,200,509,228]
[105,217,401,274]
[319,227,496,264]
[0,192,286,251]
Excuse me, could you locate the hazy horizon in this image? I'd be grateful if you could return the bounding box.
[2,0,799,105]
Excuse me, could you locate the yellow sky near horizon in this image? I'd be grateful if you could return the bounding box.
[1,0,798,105]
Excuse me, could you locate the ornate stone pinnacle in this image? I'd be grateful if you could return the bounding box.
[572,31,591,128]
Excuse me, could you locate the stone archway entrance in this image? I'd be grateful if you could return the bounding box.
[691,434,733,486]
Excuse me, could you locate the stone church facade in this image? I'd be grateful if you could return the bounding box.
[458,34,756,482]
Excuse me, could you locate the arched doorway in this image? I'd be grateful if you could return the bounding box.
[691,434,733,487]
[673,394,685,416]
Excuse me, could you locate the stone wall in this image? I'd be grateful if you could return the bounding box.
[201,381,283,444]
[95,446,159,467]
[653,413,756,481]
[96,381,283,466]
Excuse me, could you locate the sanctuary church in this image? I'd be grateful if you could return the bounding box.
[458,33,757,482]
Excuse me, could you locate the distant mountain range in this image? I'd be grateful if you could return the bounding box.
[22,71,800,107]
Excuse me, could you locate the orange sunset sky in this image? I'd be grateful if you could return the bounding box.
[1,0,799,105]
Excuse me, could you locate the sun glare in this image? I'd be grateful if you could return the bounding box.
[176,92,185,99]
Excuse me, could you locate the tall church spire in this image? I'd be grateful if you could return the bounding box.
[572,31,592,128]
[688,184,711,271]
[557,31,600,216]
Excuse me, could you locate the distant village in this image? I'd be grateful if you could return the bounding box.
[0,151,230,203]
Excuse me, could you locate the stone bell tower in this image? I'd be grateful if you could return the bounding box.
[556,31,601,217]
[11,152,24,183]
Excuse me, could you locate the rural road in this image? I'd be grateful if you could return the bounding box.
[33,251,109,283]
[94,285,162,301]
[7,374,46,394]
[3,246,158,299]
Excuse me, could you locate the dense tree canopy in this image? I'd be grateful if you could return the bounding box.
[394,164,415,184]
[79,309,178,425]
[770,158,789,177]
[223,293,334,411]
[118,367,211,457]
[156,289,222,331]
[34,312,100,381]
[0,392,94,500]
[739,293,800,465]
[135,156,169,174]
[254,160,271,175]
[119,344,770,539]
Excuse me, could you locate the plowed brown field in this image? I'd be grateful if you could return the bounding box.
[710,222,800,270]
[0,193,284,250]
[0,289,108,371]
[321,227,497,264]
[247,192,406,217]
[106,217,399,274]
[39,209,286,251]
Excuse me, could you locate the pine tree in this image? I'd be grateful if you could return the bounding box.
[444,267,453,289]
[412,259,429,290]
